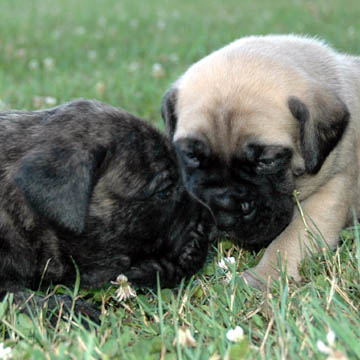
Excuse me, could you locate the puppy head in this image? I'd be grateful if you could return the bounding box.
[162,57,349,247]
[88,116,210,257]
[172,135,295,247]
[14,100,209,258]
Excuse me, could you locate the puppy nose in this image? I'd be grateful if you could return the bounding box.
[213,188,246,210]
[216,213,237,230]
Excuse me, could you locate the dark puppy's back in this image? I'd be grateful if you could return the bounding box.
[0,99,163,161]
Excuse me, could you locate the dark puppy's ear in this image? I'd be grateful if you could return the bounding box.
[15,145,106,234]
[288,92,349,174]
[161,87,178,138]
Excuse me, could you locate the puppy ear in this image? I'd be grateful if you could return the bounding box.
[161,87,178,138]
[288,92,349,174]
[15,145,106,233]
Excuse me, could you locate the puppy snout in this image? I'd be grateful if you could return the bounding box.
[212,188,246,211]
[216,213,237,230]
[214,194,256,230]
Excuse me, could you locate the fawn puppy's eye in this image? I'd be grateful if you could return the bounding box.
[182,150,201,167]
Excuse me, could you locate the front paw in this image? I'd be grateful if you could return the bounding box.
[13,291,101,326]
[124,259,180,288]
[240,268,269,290]
[240,263,301,290]
[178,236,209,276]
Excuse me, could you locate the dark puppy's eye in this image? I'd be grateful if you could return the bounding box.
[156,189,172,200]
[154,183,174,200]
[146,171,175,200]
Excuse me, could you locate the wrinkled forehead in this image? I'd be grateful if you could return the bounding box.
[173,50,304,157]
[174,103,296,160]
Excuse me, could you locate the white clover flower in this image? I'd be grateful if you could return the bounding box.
[16,48,27,58]
[130,19,139,29]
[44,96,57,106]
[347,26,355,37]
[157,20,166,30]
[218,257,236,270]
[88,50,97,60]
[218,259,227,270]
[317,340,331,354]
[111,274,137,302]
[168,53,179,63]
[326,330,336,346]
[128,61,140,72]
[52,30,62,40]
[95,81,106,96]
[0,343,12,359]
[29,59,39,70]
[0,100,8,110]
[97,17,107,27]
[43,57,55,70]
[172,10,180,19]
[226,326,244,342]
[151,63,165,78]
[317,329,346,359]
[173,326,197,348]
[108,48,117,59]
[33,96,44,108]
[74,26,86,36]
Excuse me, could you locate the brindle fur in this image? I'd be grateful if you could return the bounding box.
[0,99,211,322]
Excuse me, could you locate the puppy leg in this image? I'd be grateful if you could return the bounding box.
[123,258,183,288]
[242,173,355,289]
[124,230,209,288]
[12,291,101,326]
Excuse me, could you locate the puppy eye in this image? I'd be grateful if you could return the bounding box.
[156,189,173,200]
[182,150,200,167]
[154,183,174,200]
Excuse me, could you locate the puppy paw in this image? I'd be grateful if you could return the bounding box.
[55,295,101,325]
[124,258,179,288]
[178,233,209,276]
[240,264,301,290]
[240,269,268,290]
[12,291,101,326]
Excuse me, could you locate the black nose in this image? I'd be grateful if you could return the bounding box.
[216,212,238,230]
[212,188,247,211]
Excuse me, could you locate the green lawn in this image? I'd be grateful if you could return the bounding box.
[1,0,360,358]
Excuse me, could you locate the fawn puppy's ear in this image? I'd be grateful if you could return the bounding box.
[288,90,349,174]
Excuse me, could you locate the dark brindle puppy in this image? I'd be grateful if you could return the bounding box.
[0,99,210,322]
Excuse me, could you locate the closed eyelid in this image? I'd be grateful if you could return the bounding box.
[147,170,172,193]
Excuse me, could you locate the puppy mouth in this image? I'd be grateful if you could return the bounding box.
[215,201,257,231]
[241,201,257,221]
[211,196,294,248]
[243,207,257,221]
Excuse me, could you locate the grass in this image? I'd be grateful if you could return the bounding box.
[0,0,360,358]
